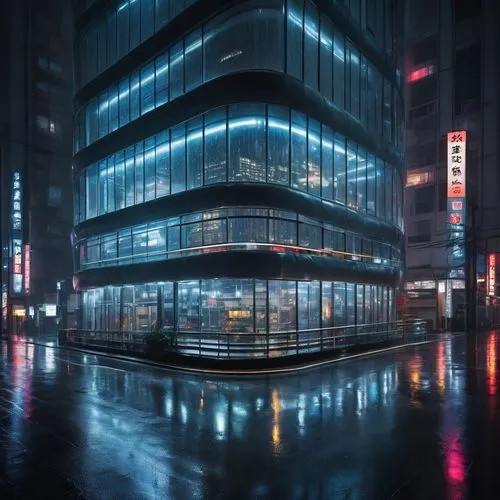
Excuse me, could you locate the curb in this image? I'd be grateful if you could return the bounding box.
[6,334,455,377]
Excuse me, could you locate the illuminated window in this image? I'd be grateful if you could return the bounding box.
[406,170,431,187]
[407,64,434,83]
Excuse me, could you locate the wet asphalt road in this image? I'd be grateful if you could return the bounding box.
[0,333,499,499]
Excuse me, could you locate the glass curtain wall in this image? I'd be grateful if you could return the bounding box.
[82,279,394,337]
[74,104,403,230]
[74,0,403,154]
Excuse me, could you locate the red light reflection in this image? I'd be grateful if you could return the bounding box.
[487,333,497,396]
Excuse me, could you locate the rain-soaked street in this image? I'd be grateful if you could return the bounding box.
[1,333,500,499]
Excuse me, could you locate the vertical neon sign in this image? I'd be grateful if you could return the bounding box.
[24,244,30,295]
[488,253,496,297]
[447,131,467,275]
[11,171,23,295]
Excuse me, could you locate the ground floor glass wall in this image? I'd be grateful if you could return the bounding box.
[81,279,395,335]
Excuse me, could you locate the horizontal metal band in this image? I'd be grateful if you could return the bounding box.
[73,250,401,290]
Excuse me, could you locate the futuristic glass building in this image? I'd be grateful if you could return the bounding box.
[72,0,405,359]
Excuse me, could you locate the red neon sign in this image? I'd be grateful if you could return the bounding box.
[24,244,30,295]
[488,253,496,296]
[407,65,434,82]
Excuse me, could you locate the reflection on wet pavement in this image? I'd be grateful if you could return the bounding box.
[1,333,500,498]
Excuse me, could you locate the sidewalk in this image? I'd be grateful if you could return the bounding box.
[1,331,457,376]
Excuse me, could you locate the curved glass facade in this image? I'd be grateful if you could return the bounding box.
[74,103,403,229]
[74,0,403,154]
[72,0,405,361]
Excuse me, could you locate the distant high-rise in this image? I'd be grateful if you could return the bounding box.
[404,0,500,330]
[72,0,405,360]
[0,0,73,333]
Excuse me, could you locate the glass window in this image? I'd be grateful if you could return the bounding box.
[228,217,267,243]
[115,151,125,210]
[178,281,201,331]
[360,56,367,125]
[347,142,357,209]
[385,164,393,223]
[155,53,169,107]
[86,99,98,145]
[291,111,307,191]
[269,281,296,332]
[333,31,345,108]
[298,281,320,332]
[333,282,347,327]
[98,161,107,215]
[321,282,334,329]
[187,117,203,189]
[167,222,180,252]
[160,282,175,330]
[376,158,385,219]
[109,85,119,132]
[204,7,284,82]
[267,105,289,185]
[148,221,166,260]
[346,282,355,326]
[156,131,170,198]
[119,77,130,127]
[98,91,109,139]
[304,1,319,90]
[107,10,117,69]
[367,154,376,215]
[141,0,155,42]
[155,0,169,31]
[144,137,156,201]
[118,228,133,264]
[133,225,149,261]
[287,0,303,79]
[169,41,184,100]
[141,62,155,115]
[135,142,144,205]
[334,134,346,204]
[356,284,364,325]
[185,30,203,92]
[228,104,266,182]
[204,108,227,185]
[125,146,135,207]
[129,0,141,49]
[269,218,296,245]
[203,218,227,245]
[86,164,97,219]
[299,223,321,248]
[319,15,333,101]
[356,147,366,212]
[182,222,202,248]
[350,46,360,118]
[171,124,186,193]
[107,156,116,212]
[308,119,321,196]
[117,2,129,59]
[130,71,140,121]
[321,125,333,200]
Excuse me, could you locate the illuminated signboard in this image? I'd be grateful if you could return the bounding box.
[447,131,467,273]
[407,64,435,83]
[11,172,23,295]
[488,253,496,296]
[24,244,30,295]
[45,304,57,317]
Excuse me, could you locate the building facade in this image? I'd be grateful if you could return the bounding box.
[404,0,500,330]
[0,0,74,333]
[72,0,405,358]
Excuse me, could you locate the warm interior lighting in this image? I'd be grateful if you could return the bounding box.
[407,65,434,82]
[406,171,431,187]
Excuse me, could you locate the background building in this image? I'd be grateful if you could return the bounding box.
[71,0,405,359]
[0,0,74,333]
[404,0,500,330]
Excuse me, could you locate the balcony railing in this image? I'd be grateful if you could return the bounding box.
[62,320,428,361]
